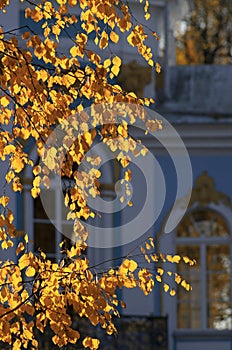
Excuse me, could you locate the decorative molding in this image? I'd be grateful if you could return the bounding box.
[190,171,232,210]
[129,123,232,154]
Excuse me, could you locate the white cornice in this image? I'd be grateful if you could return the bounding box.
[129,123,232,154]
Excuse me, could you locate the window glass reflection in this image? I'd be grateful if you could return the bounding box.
[176,210,231,330]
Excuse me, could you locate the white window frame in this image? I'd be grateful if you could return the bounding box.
[23,146,118,264]
[175,205,232,330]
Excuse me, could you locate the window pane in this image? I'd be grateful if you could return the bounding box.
[178,210,229,238]
[177,245,200,272]
[178,302,201,329]
[177,216,199,237]
[178,272,201,301]
[212,214,229,237]
[34,223,55,253]
[34,191,55,220]
[207,245,230,272]
[207,273,230,302]
[208,302,232,329]
[177,246,201,328]
[207,244,231,329]
[192,210,229,237]
[176,210,231,330]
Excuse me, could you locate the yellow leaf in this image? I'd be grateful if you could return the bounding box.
[175,274,181,284]
[22,31,30,40]
[18,255,30,270]
[83,337,100,350]
[121,300,126,308]
[149,237,154,248]
[0,96,10,107]
[170,289,176,296]
[33,175,41,187]
[13,339,21,350]
[156,275,162,282]
[5,170,14,183]
[31,187,40,198]
[26,266,36,277]
[70,46,79,57]
[4,145,15,155]
[33,165,41,176]
[16,242,25,255]
[152,31,159,40]
[128,259,137,272]
[110,31,119,43]
[111,65,120,76]
[156,62,161,73]
[1,241,8,250]
[103,58,111,68]
[44,26,51,37]
[11,157,24,173]
[181,280,192,291]
[0,196,9,207]
[112,56,121,67]
[12,177,23,192]
[172,255,181,263]
[128,92,137,99]
[52,24,61,36]
[99,31,108,49]
[157,268,164,276]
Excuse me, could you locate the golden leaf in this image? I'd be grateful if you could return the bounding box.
[11,157,24,173]
[112,56,121,67]
[157,268,164,276]
[110,31,119,43]
[156,275,162,282]
[22,31,30,40]
[170,289,176,296]
[156,62,161,73]
[31,187,40,198]
[0,96,10,107]
[0,195,9,207]
[26,266,36,277]
[103,58,111,68]
[12,177,23,192]
[99,31,108,49]
[121,300,126,308]
[83,337,100,350]
[172,255,181,263]
[70,46,79,57]
[18,255,30,270]
[128,259,138,272]
[16,242,25,255]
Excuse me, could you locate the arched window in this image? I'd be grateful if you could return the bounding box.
[176,208,232,330]
[160,171,232,344]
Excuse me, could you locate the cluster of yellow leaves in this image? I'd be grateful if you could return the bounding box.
[1,236,192,349]
[0,0,196,348]
[0,0,9,11]
[140,238,196,296]
[0,0,158,201]
[0,196,18,248]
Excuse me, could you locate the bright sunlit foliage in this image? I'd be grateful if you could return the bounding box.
[0,0,195,348]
